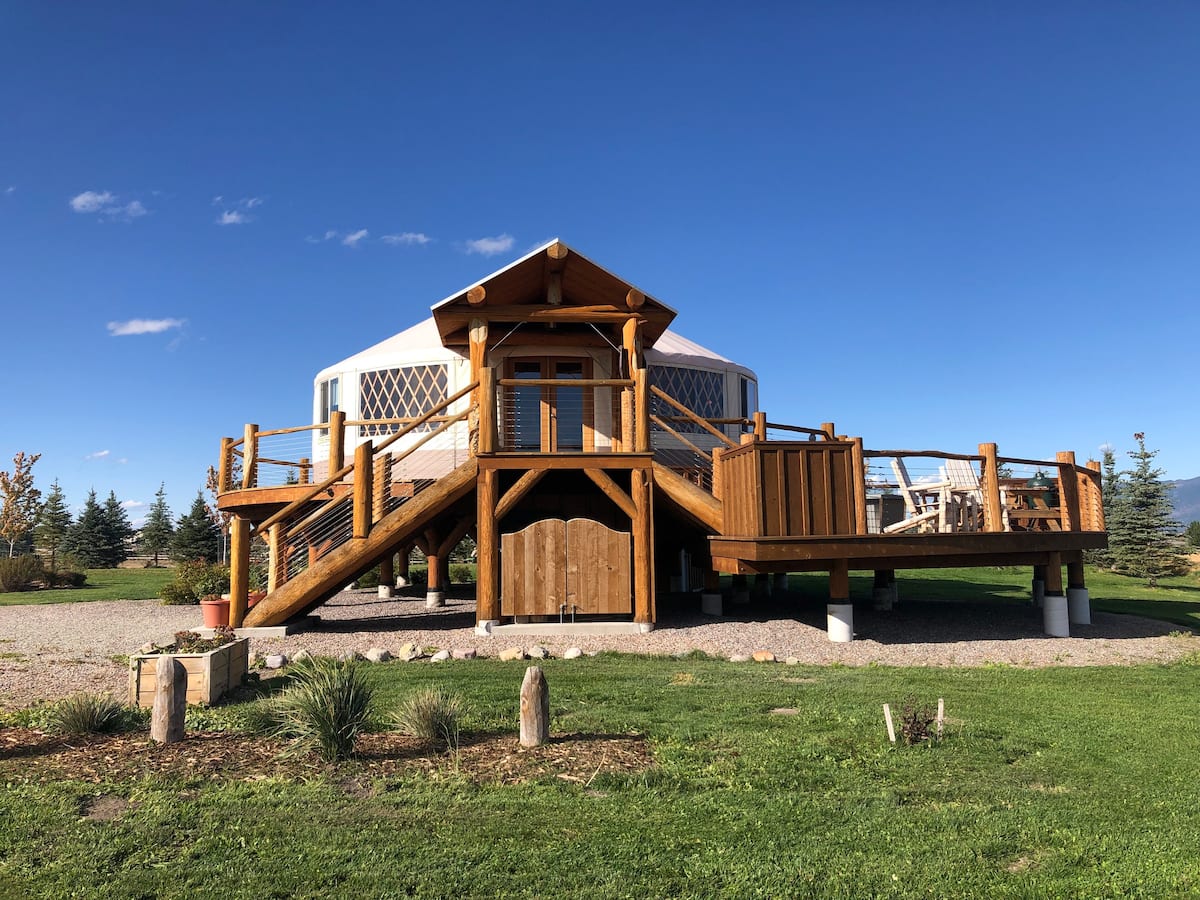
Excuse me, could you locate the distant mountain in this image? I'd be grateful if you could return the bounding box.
[1169,477,1200,524]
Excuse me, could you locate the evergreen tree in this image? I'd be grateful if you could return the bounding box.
[1186,521,1200,549]
[68,490,111,568]
[33,480,72,584]
[140,483,174,566]
[1107,433,1189,585]
[102,491,134,567]
[1090,446,1121,567]
[171,492,221,563]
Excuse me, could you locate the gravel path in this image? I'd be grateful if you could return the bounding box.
[1,587,1195,709]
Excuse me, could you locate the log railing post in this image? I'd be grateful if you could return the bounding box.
[1086,459,1104,530]
[266,522,284,594]
[477,467,499,624]
[979,442,1004,532]
[218,438,234,493]
[229,515,250,628]
[478,367,496,455]
[821,422,835,441]
[1056,451,1081,533]
[373,453,391,524]
[328,410,346,475]
[634,368,650,453]
[711,446,724,504]
[353,441,374,539]
[851,437,868,535]
[241,424,258,489]
[299,456,310,486]
[753,411,767,442]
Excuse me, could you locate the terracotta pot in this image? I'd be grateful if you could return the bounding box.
[247,590,267,608]
[200,598,231,628]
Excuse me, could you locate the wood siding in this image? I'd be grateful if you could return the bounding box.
[721,442,857,537]
[501,517,631,616]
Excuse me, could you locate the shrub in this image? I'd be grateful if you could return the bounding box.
[159,560,230,606]
[448,563,475,584]
[57,570,87,587]
[274,656,375,762]
[393,688,464,750]
[170,626,236,653]
[354,566,381,589]
[159,581,196,605]
[0,555,44,593]
[46,693,136,734]
[898,696,939,746]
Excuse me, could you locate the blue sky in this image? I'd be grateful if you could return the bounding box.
[2,3,1198,524]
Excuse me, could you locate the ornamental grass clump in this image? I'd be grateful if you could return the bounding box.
[392,688,464,751]
[274,656,375,762]
[47,693,137,735]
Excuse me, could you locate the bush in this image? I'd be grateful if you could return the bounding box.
[0,555,44,593]
[57,570,87,587]
[898,696,939,746]
[448,563,475,584]
[46,693,137,734]
[354,567,381,590]
[159,560,230,605]
[160,581,196,605]
[274,656,375,762]
[393,688,464,750]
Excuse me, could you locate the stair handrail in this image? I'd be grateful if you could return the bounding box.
[649,385,738,449]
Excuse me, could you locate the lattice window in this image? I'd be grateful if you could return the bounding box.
[648,365,725,432]
[359,365,448,437]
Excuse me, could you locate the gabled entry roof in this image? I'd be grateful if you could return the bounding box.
[431,239,677,348]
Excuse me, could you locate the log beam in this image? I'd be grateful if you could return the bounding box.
[477,467,499,622]
[584,468,637,520]
[496,468,548,522]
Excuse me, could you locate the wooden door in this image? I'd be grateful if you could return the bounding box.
[500,517,631,616]
[503,357,593,452]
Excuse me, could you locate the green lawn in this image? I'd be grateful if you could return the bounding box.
[2,656,1200,897]
[0,567,173,606]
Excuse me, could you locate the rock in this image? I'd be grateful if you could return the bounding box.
[527,646,549,660]
[729,653,751,663]
[498,647,525,662]
[292,649,312,662]
[137,642,157,655]
[397,642,421,661]
[784,656,801,666]
[451,648,477,660]
[562,647,583,660]
[364,647,391,663]
[752,650,776,663]
[264,654,288,669]
[585,650,599,657]
[430,650,451,662]
[337,650,361,662]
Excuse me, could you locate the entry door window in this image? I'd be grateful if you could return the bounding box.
[505,357,592,451]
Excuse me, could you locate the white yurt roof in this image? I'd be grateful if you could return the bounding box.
[315,318,756,384]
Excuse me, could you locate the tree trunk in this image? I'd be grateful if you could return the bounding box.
[151,656,187,744]
[519,666,549,748]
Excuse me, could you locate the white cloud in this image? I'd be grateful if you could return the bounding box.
[85,450,111,460]
[70,190,116,213]
[381,232,431,246]
[211,195,224,205]
[342,229,369,247]
[4,186,14,195]
[242,196,263,208]
[121,200,148,219]
[463,233,515,256]
[121,499,145,509]
[107,318,186,336]
[218,210,247,225]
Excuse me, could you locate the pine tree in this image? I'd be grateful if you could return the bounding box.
[102,491,134,567]
[171,493,221,563]
[140,483,174,566]
[1186,521,1200,549]
[68,490,111,568]
[0,451,42,558]
[1107,433,1189,585]
[33,480,72,584]
[1089,446,1121,567]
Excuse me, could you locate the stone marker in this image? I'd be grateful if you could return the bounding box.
[519,666,549,748]
[151,656,186,744]
[499,647,525,662]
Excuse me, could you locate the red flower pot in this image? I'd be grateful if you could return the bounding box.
[200,597,230,628]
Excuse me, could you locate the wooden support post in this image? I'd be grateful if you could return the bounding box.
[299,456,310,485]
[632,468,653,625]
[379,554,394,597]
[353,442,374,539]
[821,422,835,441]
[241,424,258,489]
[827,559,853,642]
[1085,459,1103,530]
[151,656,186,744]
[425,526,444,608]
[851,437,868,535]
[979,442,1004,532]
[519,666,550,748]
[753,411,767,442]
[711,446,724,504]
[373,454,391,524]
[1045,552,1064,594]
[478,367,496,454]
[266,523,284,594]
[218,437,233,493]
[873,569,894,611]
[1056,451,1081,533]
[1067,559,1086,590]
[328,410,346,474]
[1043,550,1069,636]
[634,367,650,453]
[477,467,499,623]
[229,516,249,628]
[396,544,411,586]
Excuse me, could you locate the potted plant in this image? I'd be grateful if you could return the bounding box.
[199,593,231,627]
[128,627,250,707]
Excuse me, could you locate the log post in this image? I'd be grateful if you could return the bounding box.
[1086,459,1104,530]
[476,467,499,626]
[1067,557,1091,625]
[519,665,550,748]
[328,410,346,474]
[241,424,258,489]
[634,367,650,453]
[631,468,654,626]
[827,559,853,642]
[1056,451,1081,533]
[478,367,497,455]
[979,443,1004,532]
[373,453,391,524]
[872,569,894,611]
[266,523,284,594]
[229,516,250,628]
[218,437,233,493]
[353,441,374,540]
[821,422,835,441]
[151,656,187,744]
[753,411,767,442]
[298,456,310,485]
[1042,551,1068,636]
[379,553,395,598]
[396,544,411,587]
[851,437,868,535]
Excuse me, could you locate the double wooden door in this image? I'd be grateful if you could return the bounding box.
[504,357,592,452]
[500,518,631,617]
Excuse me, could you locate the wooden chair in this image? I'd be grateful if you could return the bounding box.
[940,459,984,532]
[883,459,950,534]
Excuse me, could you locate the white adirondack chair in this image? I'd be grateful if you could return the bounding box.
[884,459,951,534]
[940,459,984,532]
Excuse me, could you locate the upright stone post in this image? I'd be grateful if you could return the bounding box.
[151,656,186,744]
[519,666,549,748]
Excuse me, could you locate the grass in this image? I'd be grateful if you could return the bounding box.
[0,566,173,605]
[4,658,1200,897]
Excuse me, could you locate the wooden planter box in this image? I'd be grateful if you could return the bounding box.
[128,638,250,708]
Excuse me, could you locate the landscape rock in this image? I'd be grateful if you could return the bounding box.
[292,649,312,662]
[562,647,583,659]
[498,647,526,662]
[752,650,776,663]
[784,656,801,666]
[337,650,362,662]
[430,650,451,662]
[729,653,751,663]
[364,647,391,663]
[396,642,421,661]
[451,648,477,660]
[585,650,599,657]
[527,646,549,659]
[264,654,288,669]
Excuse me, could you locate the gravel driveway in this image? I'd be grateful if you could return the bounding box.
[1,587,1194,709]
